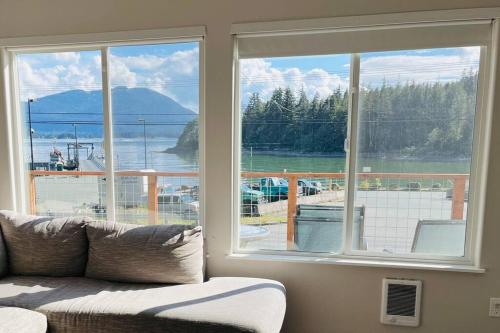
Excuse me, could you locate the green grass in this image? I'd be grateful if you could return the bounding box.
[241,214,286,225]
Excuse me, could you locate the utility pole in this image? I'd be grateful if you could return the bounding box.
[138,118,147,169]
[73,123,79,170]
[27,98,35,170]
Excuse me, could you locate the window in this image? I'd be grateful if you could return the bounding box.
[238,53,349,252]
[17,50,106,218]
[9,32,203,226]
[233,20,494,264]
[352,48,480,256]
[109,42,200,225]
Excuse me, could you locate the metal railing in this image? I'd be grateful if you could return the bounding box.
[29,170,198,225]
[241,171,468,250]
[30,170,468,249]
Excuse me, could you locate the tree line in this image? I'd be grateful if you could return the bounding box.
[171,72,478,158]
[242,72,478,158]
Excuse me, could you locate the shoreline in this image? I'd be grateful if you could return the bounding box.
[242,149,471,162]
[243,149,345,158]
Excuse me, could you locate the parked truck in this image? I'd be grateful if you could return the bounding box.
[252,177,302,202]
[241,183,266,216]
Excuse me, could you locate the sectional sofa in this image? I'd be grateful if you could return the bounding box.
[0,210,286,333]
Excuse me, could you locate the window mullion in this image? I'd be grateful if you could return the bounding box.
[1,50,21,212]
[232,37,242,253]
[467,25,498,264]
[342,53,360,255]
[100,46,116,222]
[198,39,206,234]
[8,53,28,214]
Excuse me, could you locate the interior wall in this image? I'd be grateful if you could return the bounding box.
[0,49,14,210]
[1,1,500,332]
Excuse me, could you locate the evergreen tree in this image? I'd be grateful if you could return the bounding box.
[173,72,479,158]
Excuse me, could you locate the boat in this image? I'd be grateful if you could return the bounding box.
[49,147,65,171]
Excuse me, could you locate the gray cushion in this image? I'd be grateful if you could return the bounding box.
[0,226,7,277]
[86,221,203,284]
[0,275,286,333]
[0,210,89,276]
[0,306,47,333]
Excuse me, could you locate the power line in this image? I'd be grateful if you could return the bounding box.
[29,121,192,125]
[29,112,197,116]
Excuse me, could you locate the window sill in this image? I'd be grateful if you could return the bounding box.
[227,252,485,273]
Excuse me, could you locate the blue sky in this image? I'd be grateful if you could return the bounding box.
[17,42,200,111]
[239,47,480,105]
[17,45,479,112]
[261,48,476,74]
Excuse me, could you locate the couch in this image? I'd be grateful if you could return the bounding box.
[0,211,286,333]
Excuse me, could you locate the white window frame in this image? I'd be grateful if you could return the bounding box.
[231,8,500,271]
[0,27,206,228]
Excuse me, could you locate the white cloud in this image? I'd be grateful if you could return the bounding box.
[52,52,80,63]
[461,46,480,62]
[240,58,349,102]
[17,47,201,111]
[108,55,137,88]
[64,64,100,89]
[18,46,480,112]
[117,55,165,70]
[109,48,200,110]
[359,47,480,87]
[109,48,199,86]
[165,48,199,75]
[239,47,481,105]
[18,57,100,100]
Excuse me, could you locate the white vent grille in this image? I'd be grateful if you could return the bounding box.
[381,278,422,327]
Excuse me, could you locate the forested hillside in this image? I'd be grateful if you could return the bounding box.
[172,73,478,158]
[242,72,478,158]
[165,118,199,153]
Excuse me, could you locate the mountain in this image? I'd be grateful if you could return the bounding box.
[25,87,197,138]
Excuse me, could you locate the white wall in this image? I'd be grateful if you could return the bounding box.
[1,1,500,332]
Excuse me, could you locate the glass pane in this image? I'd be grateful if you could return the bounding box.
[109,42,200,225]
[353,47,480,256]
[239,54,350,252]
[17,50,106,219]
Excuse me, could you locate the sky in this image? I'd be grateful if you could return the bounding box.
[17,44,480,112]
[239,46,480,105]
[17,42,200,112]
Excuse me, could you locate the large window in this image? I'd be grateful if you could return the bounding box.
[234,21,493,263]
[109,43,200,225]
[12,36,203,226]
[17,50,107,219]
[238,54,350,252]
[352,49,480,256]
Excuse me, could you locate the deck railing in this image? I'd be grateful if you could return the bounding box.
[29,170,198,225]
[29,170,468,247]
[241,171,468,250]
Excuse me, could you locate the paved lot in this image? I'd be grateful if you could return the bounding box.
[241,190,466,254]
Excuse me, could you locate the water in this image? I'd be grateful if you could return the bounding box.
[30,138,469,254]
[30,137,198,172]
[241,152,470,174]
[31,138,470,174]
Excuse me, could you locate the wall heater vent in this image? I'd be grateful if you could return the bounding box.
[381,278,422,327]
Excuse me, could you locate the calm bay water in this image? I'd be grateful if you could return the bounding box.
[241,152,470,174]
[31,138,470,174]
[31,138,198,172]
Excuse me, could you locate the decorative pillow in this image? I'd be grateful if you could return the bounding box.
[0,226,7,277]
[85,221,203,284]
[0,210,90,276]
